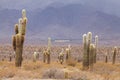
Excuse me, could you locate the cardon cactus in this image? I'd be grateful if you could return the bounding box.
[43,38,52,64]
[94,35,98,63]
[82,34,88,69]
[12,9,27,67]
[89,44,95,70]
[43,49,47,63]
[46,49,51,64]
[65,45,71,61]
[82,32,99,70]
[58,48,64,64]
[105,52,108,63]
[48,37,51,50]
[33,52,39,62]
[112,46,117,64]
[9,53,12,62]
[47,37,51,64]
[82,32,92,70]
[87,32,92,65]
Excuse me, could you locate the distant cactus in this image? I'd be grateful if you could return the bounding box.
[65,45,71,61]
[58,48,64,64]
[43,49,50,64]
[82,34,88,70]
[47,37,51,64]
[12,9,27,67]
[89,44,95,70]
[94,35,98,63]
[46,49,51,64]
[112,46,117,64]
[82,32,99,70]
[43,49,47,63]
[43,38,52,64]
[48,37,51,50]
[33,52,39,62]
[9,53,12,62]
[87,32,92,65]
[82,32,92,70]
[105,52,108,63]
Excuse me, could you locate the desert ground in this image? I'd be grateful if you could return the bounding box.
[0,45,120,80]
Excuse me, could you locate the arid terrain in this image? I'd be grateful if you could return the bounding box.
[0,45,120,80]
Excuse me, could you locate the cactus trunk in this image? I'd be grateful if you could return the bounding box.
[89,44,95,70]
[82,34,89,69]
[43,51,46,63]
[94,35,98,63]
[15,34,24,67]
[112,47,117,64]
[105,55,108,63]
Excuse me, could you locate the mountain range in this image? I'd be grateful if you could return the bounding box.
[0,3,120,44]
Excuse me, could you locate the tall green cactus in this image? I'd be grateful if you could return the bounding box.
[82,32,99,70]
[94,35,98,63]
[87,32,92,65]
[43,49,47,63]
[33,52,39,62]
[58,48,64,64]
[112,46,117,64]
[105,52,108,63]
[89,44,95,70]
[82,32,92,70]
[46,49,51,64]
[82,34,88,70]
[12,9,27,67]
[44,37,51,64]
[65,45,71,61]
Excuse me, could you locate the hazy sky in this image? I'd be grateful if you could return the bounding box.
[0,0,120,17]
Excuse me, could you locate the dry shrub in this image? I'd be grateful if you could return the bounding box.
[66,58,77,67]
[42,68,65,79]
[0,69,15,78]
[70,72,89,80]
[23,62,41,70]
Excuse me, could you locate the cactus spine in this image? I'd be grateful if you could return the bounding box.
[12,9,27,67]
[112,46,117,64]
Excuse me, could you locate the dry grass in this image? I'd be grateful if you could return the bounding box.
[66,58,77,67]
[0,45,120,80]
[0,60,120,80]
